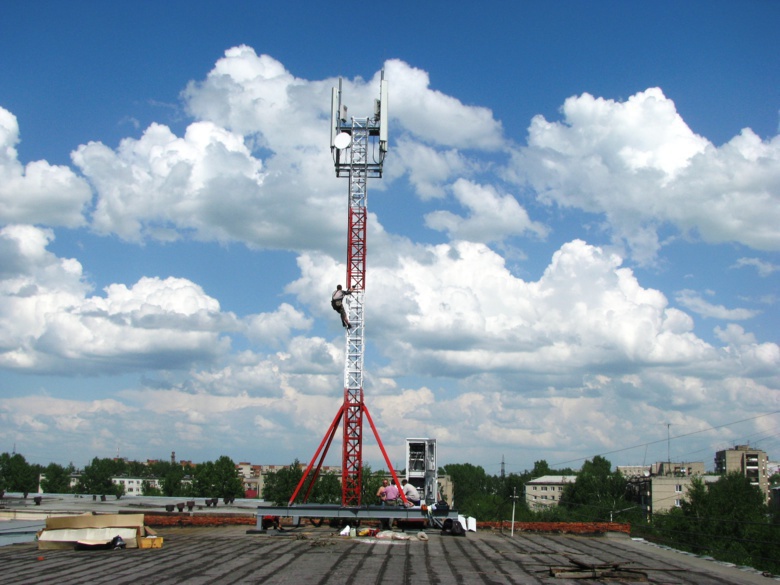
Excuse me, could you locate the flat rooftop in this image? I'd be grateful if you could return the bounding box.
[2,523,777,584]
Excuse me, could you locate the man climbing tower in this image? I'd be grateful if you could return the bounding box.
[331,284,353,329]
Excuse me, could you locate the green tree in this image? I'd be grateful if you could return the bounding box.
[531,460,552,478]
[0,453,39,497]
[125,460,149,477]
[559,456,632,521]
[212,456,245,500]
[191,461,216,497]
[651,472,777,573]
[442,463,496,517]
[40,462,74,493]
[362,465,385,505]
[77,457,125,496]
[263,461,304,505]
[143,460,190,497]
[147,460,175,478]
[310,471,341,504]
[493,472,531,521]
[161,466,185,496]
[0,452,7,492]
[694,473,767,558]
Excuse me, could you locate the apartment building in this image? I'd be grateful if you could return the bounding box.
[524,475,577,509]
[651,461,705,477]
[630,473,720,516]
[714,445,769,503]
[111,476,164,495]
[619,462,706,479]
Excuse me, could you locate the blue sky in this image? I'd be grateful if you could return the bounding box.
[1,1,778,476]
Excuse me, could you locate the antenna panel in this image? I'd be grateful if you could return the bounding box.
[378,79,388,151]
[330,87,340,148]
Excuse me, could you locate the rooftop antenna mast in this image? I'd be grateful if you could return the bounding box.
[290,73,403,507]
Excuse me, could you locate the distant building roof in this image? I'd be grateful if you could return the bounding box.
[527,475,577,484]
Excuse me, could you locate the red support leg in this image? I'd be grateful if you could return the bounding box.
[288,405,344,505]
[363,403,409,506]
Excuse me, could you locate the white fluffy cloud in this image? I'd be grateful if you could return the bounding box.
[425,178,548,243]
[292,238,778,390]
[382,59,505,150]
[0,107,92,227]
[0,225,236,373]
[183,46,328,149]
[73,121,270,243]
[511,88,780,263]
[392,138,472,199]
[245,303,313,347]
[377,239,714,378]
[183,48,506,152]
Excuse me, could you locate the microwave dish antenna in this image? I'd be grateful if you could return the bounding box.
[333,132,352,150]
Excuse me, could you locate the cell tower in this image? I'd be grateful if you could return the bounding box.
[289,74,405,507]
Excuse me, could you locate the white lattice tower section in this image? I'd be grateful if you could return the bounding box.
[341,118,369,504]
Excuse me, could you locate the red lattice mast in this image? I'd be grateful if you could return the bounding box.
[288,76,406,507]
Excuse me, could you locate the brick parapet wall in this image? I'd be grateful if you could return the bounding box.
[145,513,256,527]
[144,513,630,534]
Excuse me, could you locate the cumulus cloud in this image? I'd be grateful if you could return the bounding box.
[511,88,780,263]
[183,46,326,147]
[379,240,717,379]
[73,49,357,252]
[73,121,269,242]
[382,59,505,150]
[424,178,548,243]
[184,48,505,152]
[245,303,313,347]
[392,138,472,199]
[0,107,92,227]
[290,238,775,391]
[0,225,236,373]
[1,395,135,449]
[715,323,757,346]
